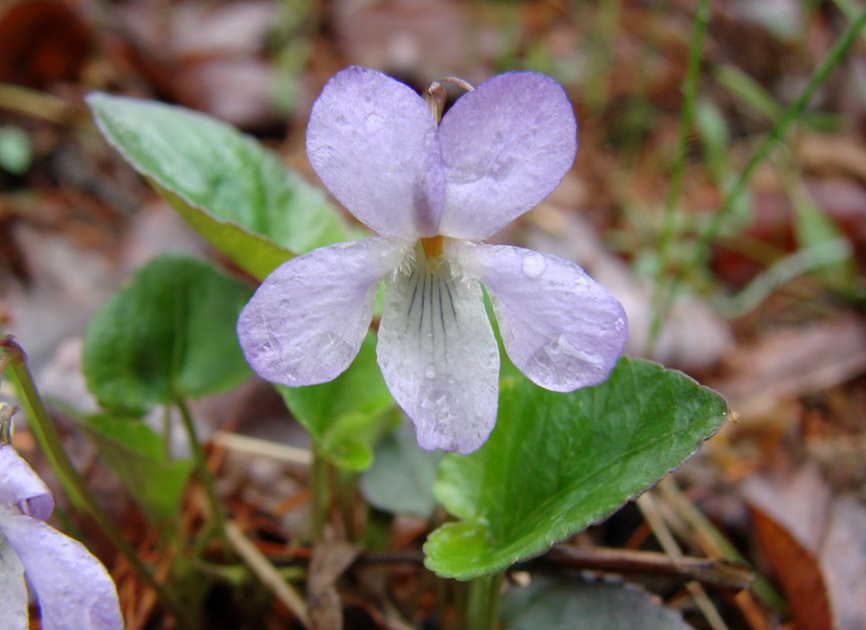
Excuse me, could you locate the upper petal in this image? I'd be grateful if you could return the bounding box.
[0,445,54,521]
[377,260,499,454]
[1,513,123,630]
[437,72,577,239]
[238,237,405,387]
[306,66,445,239]
[449,242,628,391]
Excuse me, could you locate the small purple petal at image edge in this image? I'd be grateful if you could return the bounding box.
[237,66,628,454]
[0,444,123,630]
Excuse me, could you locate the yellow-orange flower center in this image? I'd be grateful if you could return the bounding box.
[420,235,444,260]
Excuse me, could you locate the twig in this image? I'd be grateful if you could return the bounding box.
[225,519,310,627]
[637,493,730,630]
[547,546,753,592]
[212,431,312,466]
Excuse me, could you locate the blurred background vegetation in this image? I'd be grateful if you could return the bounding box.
[1,1,865,629]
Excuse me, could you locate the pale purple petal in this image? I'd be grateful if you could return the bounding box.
[238,237,405,387]
[0,445,54,521]
[449,242,628,391]
[377,260,499,454]
[437,72,577,239]
[1,513,123,630]
[0,537,27,630]
[306,66,445,239]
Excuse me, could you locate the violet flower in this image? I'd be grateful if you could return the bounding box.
[0,444,123,630]
[238,67,628,454]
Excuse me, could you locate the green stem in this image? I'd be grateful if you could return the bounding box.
[310,448,329,543]
[0,337,195,629]
[175,396,229,549]
[650,7,866,337]
[466,572,505,630]
[162,403,172,459]
[647,0,709,355]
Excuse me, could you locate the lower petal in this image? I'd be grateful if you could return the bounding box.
[1,513,123,630]
[0,536,27,630]
[238,237,405,387]
[377,260,499,454]
[449,242,628,391]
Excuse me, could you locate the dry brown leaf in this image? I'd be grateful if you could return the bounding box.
[743,465,866,630]
[308,541,360,630]
[709,315,866,416]
[748,504,832,630]
[819,497,866,630]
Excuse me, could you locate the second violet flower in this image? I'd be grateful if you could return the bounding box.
[237,66,628,454]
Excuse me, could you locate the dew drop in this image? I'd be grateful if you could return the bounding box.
[614,317,625,331]
[521,252,547,279]
[365,113,385,133]
[310,146,333,167]
[425,365,436,379]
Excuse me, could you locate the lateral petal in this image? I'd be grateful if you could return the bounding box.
[438,72,577,239]
[0,445,54,522]
[306,66,445,239]
[1,513,123,630]
[377,260,499,454]
[238,237,406,387]
[449,242,628,391]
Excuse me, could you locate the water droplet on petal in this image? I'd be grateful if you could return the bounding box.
[365,113,385,133]
[310,146,333,167]
[521,252,547,279]
[425,365,436,379]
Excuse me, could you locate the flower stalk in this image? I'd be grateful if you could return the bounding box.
[0,335,195,629]
[465,571,505,630]
[175,396,230,552]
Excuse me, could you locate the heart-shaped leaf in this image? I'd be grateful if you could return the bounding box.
[86,92,350,279]
[424,358,729,579]
[502,575,692,630]
[83,256,252,414]
[278,333,395,471]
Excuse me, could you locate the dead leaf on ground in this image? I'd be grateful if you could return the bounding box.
[742,464,866,630]
[709,314,866,417]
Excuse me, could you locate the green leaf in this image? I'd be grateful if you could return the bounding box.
[424,358,729,579]
[278,333,395,471]
[86,92,350,279]
[360,420,442,518]
[72,411,193,524]
[502,575,692,630]
[83,255,252,414]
